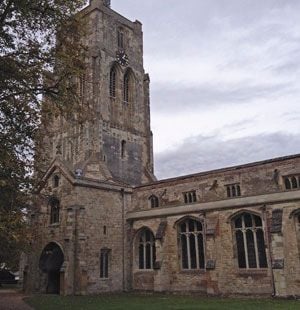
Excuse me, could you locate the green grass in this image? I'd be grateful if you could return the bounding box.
[25,294,300,310]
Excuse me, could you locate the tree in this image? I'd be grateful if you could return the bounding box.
[0,0,87,269]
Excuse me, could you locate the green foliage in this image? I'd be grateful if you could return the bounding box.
[0,0,88,268]
[25,295,300,310]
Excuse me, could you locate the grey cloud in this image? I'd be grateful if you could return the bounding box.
[151,82,292,114]
[154,132,300,179]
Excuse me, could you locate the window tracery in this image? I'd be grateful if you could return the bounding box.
[233,213,267,269]
[138,229,156,270]
[178,218,205,270]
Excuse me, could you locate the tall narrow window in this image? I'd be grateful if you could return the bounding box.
[117,29,124,49]
[100,249,110,278]
[121,140,126,158]
[49,198,60,224]
[138,229,156,270]
[179,219,205,270]
[79,73,86,99]
[109,66,117,98]
[123,70,133,103]
[233,213,267,269]
[53,175,60,188]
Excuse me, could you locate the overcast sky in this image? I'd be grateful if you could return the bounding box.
[112,0,300,179]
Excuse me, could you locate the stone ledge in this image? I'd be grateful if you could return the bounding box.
[127,190,300,220]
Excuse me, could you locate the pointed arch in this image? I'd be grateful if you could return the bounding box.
[134,227,156,270]
[39,242,64,294]
[148,195,159,208]
[176,217,205,270]
[48,196,60,224]
[123,68,135,103]
[231,211,267,269]
[109,63,118,98]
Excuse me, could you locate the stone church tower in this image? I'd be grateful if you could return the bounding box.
[26,0,154,295]
[41,0,155,186]
[25,0,300,298]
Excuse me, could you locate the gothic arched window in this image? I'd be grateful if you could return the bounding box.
[123,69,134,103]
[179,218,205,270]
[117,28,124,50]
[233,213,267,269]
[291,176,298,189]
[149,195,159,208]
[109,66,117,98]
[49,197,60,224]
[138,229,156,269]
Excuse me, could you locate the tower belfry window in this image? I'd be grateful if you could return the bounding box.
[117,29,124,50]
[124,72,129,103]
[109,66,117,98]
[123,70,134,103]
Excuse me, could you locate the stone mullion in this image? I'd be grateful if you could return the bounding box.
[143,235,146,269]
[252,214,260,268]
[242,216,249,269]
[185,222,191,269]
[150,240,153,269]
[253,229,259,268]
[194,232,200,269]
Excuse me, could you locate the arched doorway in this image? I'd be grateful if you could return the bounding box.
[39,242,64,294]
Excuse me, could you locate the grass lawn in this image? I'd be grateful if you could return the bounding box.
[25,294,300,310]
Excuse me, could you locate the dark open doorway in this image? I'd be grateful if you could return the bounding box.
[39,242,64,294]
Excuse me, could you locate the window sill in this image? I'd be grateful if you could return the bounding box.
[179,269,206,275]
[134,269,155,273]
[236,269,268,276]
[49,223,60,228]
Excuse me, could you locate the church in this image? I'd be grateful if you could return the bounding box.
[24,0,300,297]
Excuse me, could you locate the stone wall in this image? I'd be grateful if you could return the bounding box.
[129,155,300,296]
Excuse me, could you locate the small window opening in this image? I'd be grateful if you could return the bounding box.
[53,175,60,188]
[121,140,126,158]
[149,195,159,208]
[103,226,107,235]
[49,198,60,224]
[100,249,109,278]
[226,183,241,198]
[284,175,300,190]
[183,191,197,204]
[117,29,124,49]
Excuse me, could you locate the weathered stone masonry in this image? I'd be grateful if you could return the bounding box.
[25,0,300,297]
